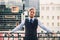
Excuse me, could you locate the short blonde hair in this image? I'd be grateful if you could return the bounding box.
[28,7,36,13]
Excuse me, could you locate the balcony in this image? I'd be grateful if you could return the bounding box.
[0,31,60,40]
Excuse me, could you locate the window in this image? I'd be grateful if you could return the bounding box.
[47,16,49,19]
[11,6,19,13]
[52,16,54,19]
[52,22,54,26]
[57,16,60,20]
[46,7,49,10]
[57,22,60,26]
[52,7,55,10]
[47,22,49,26]
[41,16,44,19]
[56,6,60,10]
[41,6,44,10]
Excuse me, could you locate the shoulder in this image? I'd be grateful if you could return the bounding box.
[25,17,29,21]
[34,17,38,21]
[34,17,38,23]
[25,17,29,20]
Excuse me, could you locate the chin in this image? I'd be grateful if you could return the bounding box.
[30,16,34,18]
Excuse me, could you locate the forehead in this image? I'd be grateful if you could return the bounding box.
[29,8,35,11]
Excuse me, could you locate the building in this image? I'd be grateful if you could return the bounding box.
[39,0,60,32]
[0,0,60,33]
[0,0,23,31]
[0,0,5,5]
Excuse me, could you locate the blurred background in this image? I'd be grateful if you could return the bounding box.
[0,0,60,33]
[0,0,60,40]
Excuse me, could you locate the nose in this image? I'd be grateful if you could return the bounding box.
[30,13,34,15]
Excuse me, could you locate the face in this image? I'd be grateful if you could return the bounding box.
[29,9,35,18]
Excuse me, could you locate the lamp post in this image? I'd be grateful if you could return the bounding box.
[22,0,25,12]
[22,0,25,20]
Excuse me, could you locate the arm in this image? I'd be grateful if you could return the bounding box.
[11,20,25,32]
[38,20,52,33]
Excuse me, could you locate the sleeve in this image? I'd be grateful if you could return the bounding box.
[38,20,52,33]
[11,20,25,33]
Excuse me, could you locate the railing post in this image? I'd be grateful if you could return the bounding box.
[0,33,4,40]
[58,37,60,40]
[10,33,14,40]
[18,33,21,40]
[1,31,60,40]
[4,33,8,40]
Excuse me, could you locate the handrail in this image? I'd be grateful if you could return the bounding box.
[0,31,60,40]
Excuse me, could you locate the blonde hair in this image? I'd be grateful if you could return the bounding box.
[28,7,36,13]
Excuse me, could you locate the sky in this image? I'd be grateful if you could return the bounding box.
[0,0,60,4]
[40,0,60,4]
[0,0,22,5]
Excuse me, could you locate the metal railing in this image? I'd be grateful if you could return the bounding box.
[0,31,60,40]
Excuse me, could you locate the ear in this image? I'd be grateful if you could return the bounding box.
[34,13,35,16]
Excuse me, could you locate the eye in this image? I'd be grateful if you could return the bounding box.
[31,11,34,13]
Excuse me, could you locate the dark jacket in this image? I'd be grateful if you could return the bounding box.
[24,18,38,40]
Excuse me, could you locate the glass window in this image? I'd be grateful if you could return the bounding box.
[52,16,54,19]
[57,22,60,26]
[46,7,49,10]
[41,6,44,10]
[52,7,55,10]
[41,16,44,19]
[47,22,49,26]
[56,6,60,10]
[47,16,49,19]
[11,6,19,13]
[57,16,60,20]
[52,22,54,26]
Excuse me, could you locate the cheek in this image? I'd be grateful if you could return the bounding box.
[29,13,32,15]
[30,14,34,15]
[29,12,35,16]
[34,14,35,16]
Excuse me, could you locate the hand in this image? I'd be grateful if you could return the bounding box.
[8,32,13,36]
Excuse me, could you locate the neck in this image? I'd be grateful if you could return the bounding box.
[30,17,34,18]
[29,16,34,18]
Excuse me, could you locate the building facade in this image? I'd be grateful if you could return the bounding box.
[0,0,60,33]
[39,0,60,32]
